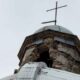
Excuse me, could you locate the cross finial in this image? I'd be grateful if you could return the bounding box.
[42,1,67,25]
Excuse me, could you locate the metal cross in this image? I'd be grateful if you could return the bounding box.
[42,1,67,25]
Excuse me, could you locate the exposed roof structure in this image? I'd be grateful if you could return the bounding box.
[1,62,80,80]
[35,25,73,35]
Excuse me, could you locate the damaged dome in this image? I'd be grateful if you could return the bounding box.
[35,25,73,35]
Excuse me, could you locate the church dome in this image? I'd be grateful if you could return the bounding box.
[35,25,73,35]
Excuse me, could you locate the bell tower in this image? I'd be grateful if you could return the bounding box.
[17,2,80,74]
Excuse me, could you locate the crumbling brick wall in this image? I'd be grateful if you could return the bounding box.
[21,37,80,74]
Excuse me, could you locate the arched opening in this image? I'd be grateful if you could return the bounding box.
[36,49,53,67]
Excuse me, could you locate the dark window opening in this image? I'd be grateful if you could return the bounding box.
[36,50,53,67]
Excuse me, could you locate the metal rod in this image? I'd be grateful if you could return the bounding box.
[55,1,58,25]
[46,5,67,12]
[42,20,56,24]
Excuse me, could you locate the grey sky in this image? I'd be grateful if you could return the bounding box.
[0,0,80,78]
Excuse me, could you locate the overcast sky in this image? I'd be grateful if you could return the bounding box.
[0,0,80,78]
